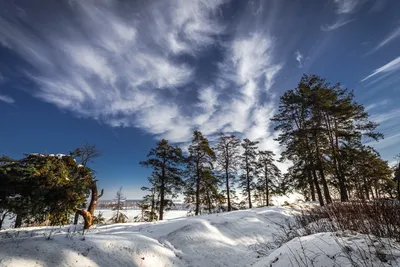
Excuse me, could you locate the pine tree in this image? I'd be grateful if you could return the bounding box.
[110,187,127,223]
[186,130,216,215]
[272,74,383,205]
[215,133,240,211]
[140,139,185,220]
[239,139,259,208]
[257,150,281,206]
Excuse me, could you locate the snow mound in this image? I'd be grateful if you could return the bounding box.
[0,206,294,267]
[254,232,400,267]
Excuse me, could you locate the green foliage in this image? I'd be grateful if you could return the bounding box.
[93,211,106,225]
[140,139,185,220]
[271,74,390,204]
[185,130,218,215]
[0,154,93,227]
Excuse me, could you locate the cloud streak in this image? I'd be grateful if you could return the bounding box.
[0,95,14,104]
[367,26,400,54]
[321,18,355,31]
[361,56,400,81]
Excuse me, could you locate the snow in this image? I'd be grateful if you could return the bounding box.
[7,194,22,199]
[254,232,400,267]
[1,206,399,267]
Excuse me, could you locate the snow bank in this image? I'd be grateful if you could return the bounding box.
[254,232,400,267]
[2,206,400,267]
[0,206,294,267]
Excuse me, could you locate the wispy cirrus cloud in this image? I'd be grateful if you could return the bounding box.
[367,26,400,54]
[0,95,14,104]
[321,0,361,32]
[333,0,361,14]
[0,0,284,152]
[361,56,400,82]
[0,0,226,142]
[321,18,355,31]
[294,51,303,68]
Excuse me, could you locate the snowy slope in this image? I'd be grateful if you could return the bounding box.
[1,206,399,267]
[0,206,293,267]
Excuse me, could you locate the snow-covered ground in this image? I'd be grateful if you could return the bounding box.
[1,209,188,229]
[1,206,399,267]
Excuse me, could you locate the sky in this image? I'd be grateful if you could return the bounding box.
[0,0,400,199]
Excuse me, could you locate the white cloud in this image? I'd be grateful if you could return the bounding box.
[321,18,355,31]
[0,0,284,154]
[0,0,224,141]
[0,95,15,104]
[361,56,400,82]
[294,50,303,68]
[333,0,360,14]
[368,26,400,54]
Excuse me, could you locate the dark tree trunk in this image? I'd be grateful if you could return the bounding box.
[225,167,231,211]
[206,189,212,213]
[265,166,269,206]
[307,168,316,201]
[314,134,332,204]
[246,166,252,209]
[311,166,324,206]
[397,163,400,201]
[195,162,201,215]
[14,214,22,228]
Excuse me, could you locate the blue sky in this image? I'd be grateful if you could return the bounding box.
[0,0,399,199]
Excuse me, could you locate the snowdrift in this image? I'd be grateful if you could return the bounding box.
[1,206,400,267]
[0,207,293,267]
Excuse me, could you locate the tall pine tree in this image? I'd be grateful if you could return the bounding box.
[140,139,185,220]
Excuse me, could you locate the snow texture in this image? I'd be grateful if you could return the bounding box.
[1,206,400,267]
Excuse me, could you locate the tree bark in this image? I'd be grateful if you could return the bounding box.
[78,183,103,229]
[159,158,166,220]
[246,163,252,209]
[225,166,231,211]
[307,168,316,201]
[195,162,201,215]
[14,214,22,228]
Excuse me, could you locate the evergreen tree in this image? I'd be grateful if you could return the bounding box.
[0,154,94,228]
[256,150,281,206]
[239,139,259,208]
[185,130,216,215]
[215,133,240,211]
[272,74,383,205]
[140,139,185,220]
[110,187,127,223]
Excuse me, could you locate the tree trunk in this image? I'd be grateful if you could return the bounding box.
[265,166,269,206]
[78,183,104,229]
[225,167,231,211]
[195,162,201,215]
[311,165,324,206]
[159,157,166,220]
[307,168,316,201]
[314,134,332,204]
[397,163,400,201]
[14,214,22,228]
[246,165,252,209]
[206,189,212,213]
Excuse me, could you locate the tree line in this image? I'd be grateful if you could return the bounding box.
[137,74,397,221]
[137,132,282,222]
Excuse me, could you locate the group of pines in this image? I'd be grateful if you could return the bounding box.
[137,74,396,222]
